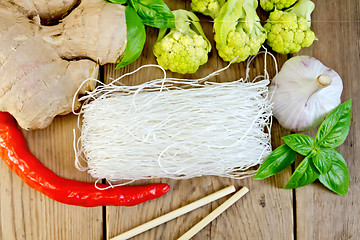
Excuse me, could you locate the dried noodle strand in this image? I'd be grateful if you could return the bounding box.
[73,49,277,185]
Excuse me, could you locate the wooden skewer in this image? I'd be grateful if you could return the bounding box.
[110,185,236,240]
[177,187,249,240]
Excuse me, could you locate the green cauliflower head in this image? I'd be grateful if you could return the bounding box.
[264,0,317,54]
[214,0,266,63]
[260,0,297,11]
[153,10,211,74]
[191,0,226,19]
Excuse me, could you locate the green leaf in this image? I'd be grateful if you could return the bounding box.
[108,0,127,4]
[254,145,297,180]
[282,134,315,156]
[171,10,211,52]
[116,6,146,69]
[318,150,349,196]
[312,148,334,174]
[129,0,175,29]
[315,100,352,148]
[285,0,315,27]
[214,0,245,45]
[284,156,320,189]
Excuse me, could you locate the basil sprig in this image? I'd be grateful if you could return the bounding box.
[116,6,146,69]
[128,0,175,29]
[255,100,352,196]
[109,0,175,68]
[109,0,174,29]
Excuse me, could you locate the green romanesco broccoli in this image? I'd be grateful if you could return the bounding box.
[191,0,227,19]
[260,0,297,11]
[214,0,266,63]
[264,0,316,54]
[153,10,211,74]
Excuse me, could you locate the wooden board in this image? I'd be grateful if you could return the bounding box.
[0,0,359,239]
[294,1,360,239]
[0,116,104,240]
[104,2,293,239]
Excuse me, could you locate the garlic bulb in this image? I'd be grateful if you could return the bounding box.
[269,56,343,132]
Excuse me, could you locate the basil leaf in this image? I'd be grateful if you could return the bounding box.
[282,134,315,156]
[129,0,175,29]
[284,156,320,189]
[312,148,334,174]
[116,6,146,69]
[254,145,297,180]
[315,100,352,148]
[108,0,127,4]
[318,150,349,196]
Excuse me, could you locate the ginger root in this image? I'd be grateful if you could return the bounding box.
[10,0,78,21]
[0,0,127,130]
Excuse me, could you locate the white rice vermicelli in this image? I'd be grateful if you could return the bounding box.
[73,51,277,184]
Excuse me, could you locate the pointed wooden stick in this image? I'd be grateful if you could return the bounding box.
[110,185,236,240]
[177,187,249,240]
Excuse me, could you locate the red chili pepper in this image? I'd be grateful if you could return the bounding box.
[0,112,170,207]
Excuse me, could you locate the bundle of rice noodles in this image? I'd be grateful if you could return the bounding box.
[73,52,276,184]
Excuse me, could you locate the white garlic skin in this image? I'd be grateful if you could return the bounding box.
[269,56,343,132]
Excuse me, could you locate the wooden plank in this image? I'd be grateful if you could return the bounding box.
[105,1,294,239]
[0,115,103,240]
[294,0,360,239]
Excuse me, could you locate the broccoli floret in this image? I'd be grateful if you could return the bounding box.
[214,0,266,63]
[153,10,211,74]
[264,0,317,54]
[191,0,227,19]
[260,0,297,11]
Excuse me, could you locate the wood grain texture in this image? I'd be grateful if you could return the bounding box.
[105,1,293,240]
[0,116,103,240]
[0,0,358,240]
[294,1,360,239]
